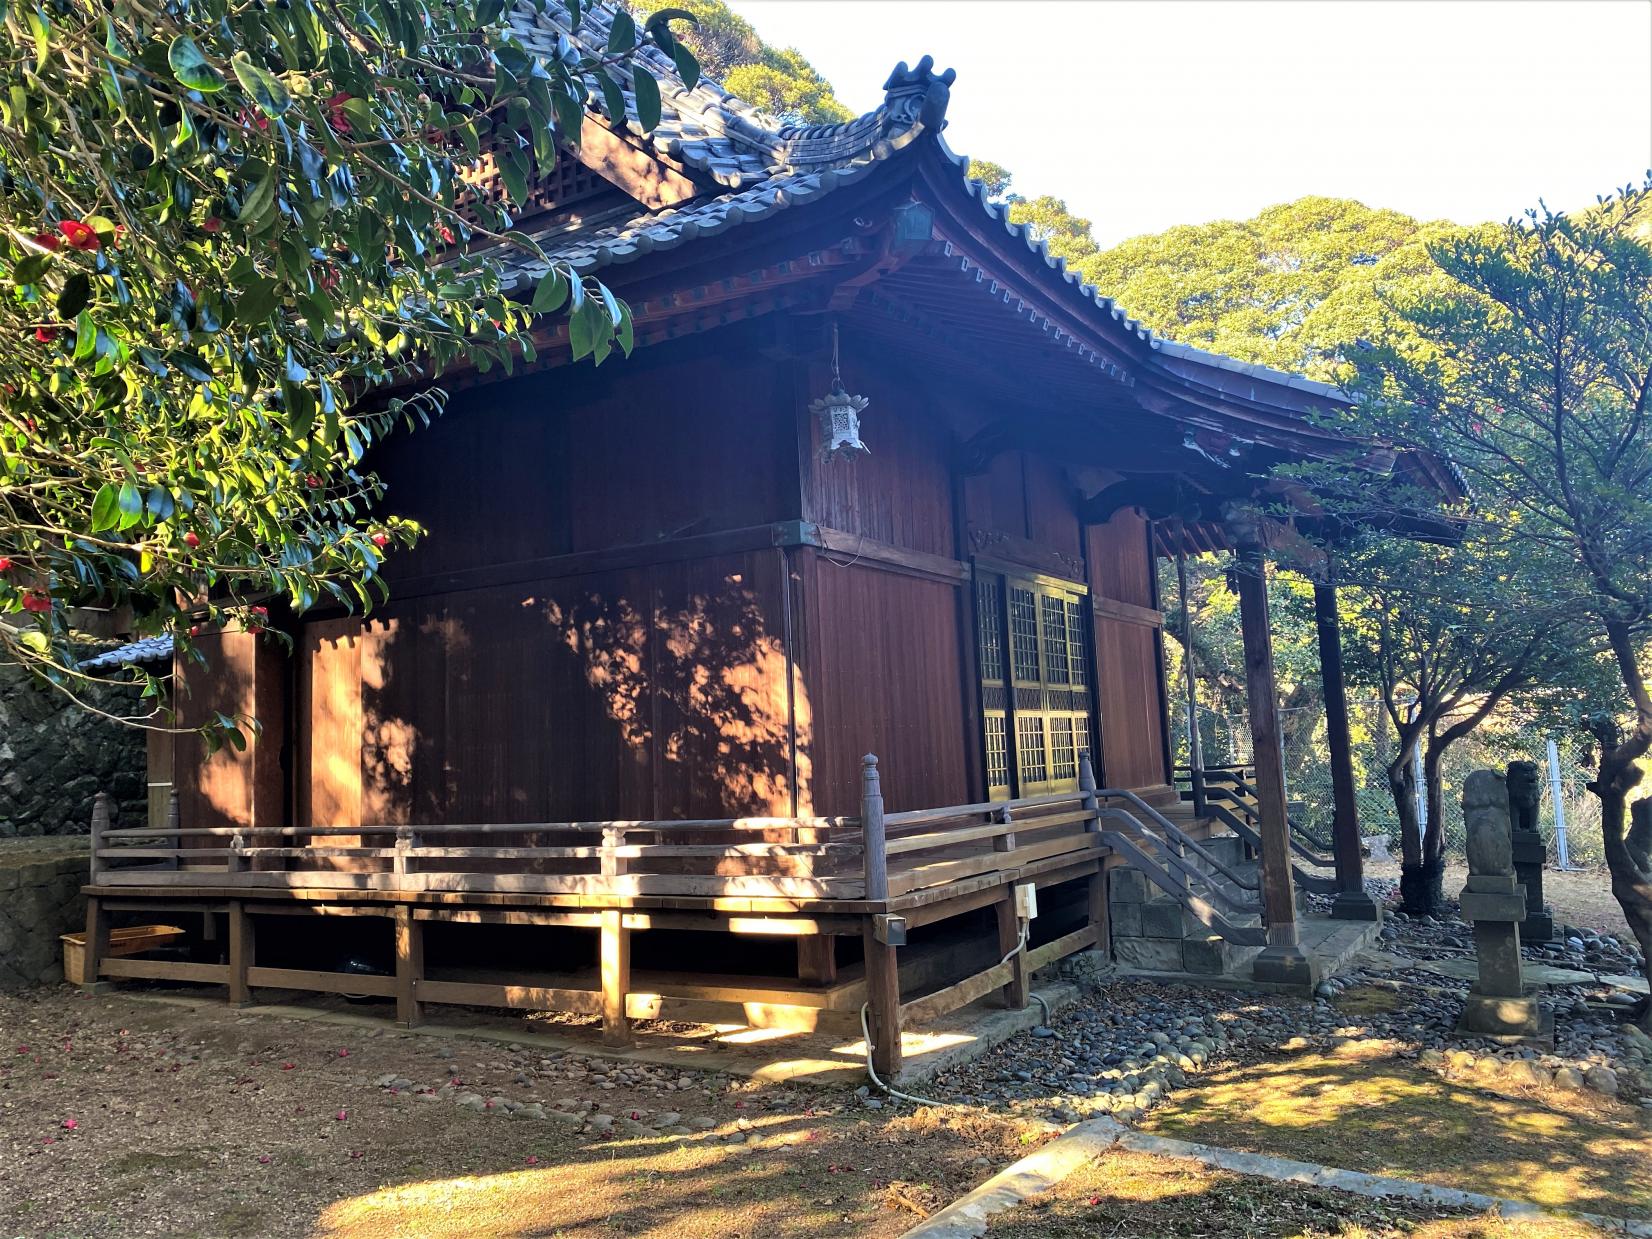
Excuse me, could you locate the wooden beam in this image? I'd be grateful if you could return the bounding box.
[227,901,253,1007]
[599,909,632,1047]
[797,938,837,986]
[1232,544,1299,944]
[861,922,902,1079]
[1024,923,1100,972]
[576,114,699,209]
[899,960,1014,1027]
[244,967,397,997]
[101,958,230,984]
[1316,575,1380,920]
[994,892,1029,1009]
[395,905,423,1027]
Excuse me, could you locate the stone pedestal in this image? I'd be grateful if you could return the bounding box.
[1252,925,1321,987]
[1506,761,1553,942]
[1510,832,1554,942]
[1329,889,1384,922]
[1454,876,1553,1047]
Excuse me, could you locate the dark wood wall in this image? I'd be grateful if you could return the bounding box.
[294,549,796,826]
[1087,511,1172,792]
[176,322,1175,831]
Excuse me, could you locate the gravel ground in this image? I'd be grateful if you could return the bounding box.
[0,987,1033,1238]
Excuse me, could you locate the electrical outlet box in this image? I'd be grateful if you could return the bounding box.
[1014,883,1038,921]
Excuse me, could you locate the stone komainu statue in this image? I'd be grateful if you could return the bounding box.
[1506,761,1541,838]
[1462,769,1514,878]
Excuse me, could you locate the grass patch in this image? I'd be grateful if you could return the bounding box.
[988,1149,1610,1237]
[1331,985,1405,1017]
[1139,1051,1652,1219]
[109,1150,212,1176]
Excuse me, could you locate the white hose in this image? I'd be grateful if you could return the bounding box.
[859,916,1049,1103]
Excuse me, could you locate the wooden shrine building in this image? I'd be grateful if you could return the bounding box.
[81,2,1453,1077]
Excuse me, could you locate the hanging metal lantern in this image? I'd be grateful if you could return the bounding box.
[811,322,870,460]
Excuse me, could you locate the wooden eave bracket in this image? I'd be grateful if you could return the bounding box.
[574,113,703,210]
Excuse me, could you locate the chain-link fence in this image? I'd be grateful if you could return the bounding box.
[1173,701,1608,867]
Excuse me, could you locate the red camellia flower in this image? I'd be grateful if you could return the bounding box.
[202,217,223,234]
[371,533,390,548]
[22,592,51,613]
[326,92,352,133]
[61,1118,77,1130]
[0,557,11,573]
[34,326,57,344]
[58,220,100,251]
[183,531,200,548]
[32,232,59,252]
[306,474,322,489]
[250,605,269,618]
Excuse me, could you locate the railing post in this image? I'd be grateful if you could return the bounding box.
[227,830,246,875]
[88,789,110,883]
[163,789,181,871]
[82,792,113,993]
[393,826,412,882]
[859,753,901,1078]
[860,754,888,902]
[1079,751,1110,959]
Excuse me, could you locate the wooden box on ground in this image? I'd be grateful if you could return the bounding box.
[61,925,185,986]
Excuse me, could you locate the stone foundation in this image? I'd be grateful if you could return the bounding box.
[0,838,90,988]
[1107,835,1272,977]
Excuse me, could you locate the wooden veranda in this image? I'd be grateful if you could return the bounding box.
[83,755,1116,1078]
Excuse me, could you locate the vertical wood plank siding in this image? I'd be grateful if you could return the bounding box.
[1086,512,1171,790]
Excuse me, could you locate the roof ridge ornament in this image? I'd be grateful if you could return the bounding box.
[881,55,956,133]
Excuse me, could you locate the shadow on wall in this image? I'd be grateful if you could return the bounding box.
[298,555,811,833]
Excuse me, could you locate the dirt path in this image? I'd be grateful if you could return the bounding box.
[1366,858,1633,938]
[0,987,1029,1238]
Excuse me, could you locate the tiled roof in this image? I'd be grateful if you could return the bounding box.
[78,635,173,671]
[510,1,1347,407]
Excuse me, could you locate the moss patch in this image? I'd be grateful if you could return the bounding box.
[1140,1050,1652,1219]
[988,1149,1610,1237]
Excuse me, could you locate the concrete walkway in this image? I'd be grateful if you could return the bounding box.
[898,1117,1652,1238]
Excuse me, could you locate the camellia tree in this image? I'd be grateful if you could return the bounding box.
[1309,182,1652,1022]
[0,0,697,744]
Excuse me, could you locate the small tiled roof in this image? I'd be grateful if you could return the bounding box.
[509,1,1347,408]
[78,635,173,671]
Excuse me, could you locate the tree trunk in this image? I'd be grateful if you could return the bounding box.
[1596,782,1652,1031]
[1419,730,1448,914]
[1387,740,1434,915]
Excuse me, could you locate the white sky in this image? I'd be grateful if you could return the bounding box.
[734,0,1652,247]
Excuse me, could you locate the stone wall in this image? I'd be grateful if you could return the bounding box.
[0,838,89,988]
[0,657,147,837]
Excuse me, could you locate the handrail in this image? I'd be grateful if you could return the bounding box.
[1097,787,1260,892]
[1202,782,1338,859]
[1097,808,1260,917]
[1204,804,1339,894]
[1098,831,1266,947]
[1204,801,1336,869]
[1215,774,1337,853]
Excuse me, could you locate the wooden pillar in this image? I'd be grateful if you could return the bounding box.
[994,891,1030,1009]
[228,901,254,1007]
[797,938,837,986]
[394,905,423,1027]
[599,909,632,1047]
[1315,574,1382,921]
[861,921,902,1080]
[1175,530,1207,814]
[1232,538,1314,984]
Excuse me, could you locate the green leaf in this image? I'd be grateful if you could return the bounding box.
[531,269,569,314]
[632,70,661,133]
[168,36,226,92]
[12,251,50,286]
[26,7,48,69]
[643,7,698,33]
[234,277,281,324]
[606,8,636,52]
[551,89,585,143]
[56,271,91,319]
[90,483,120,532]
[232,54,292,116]
[670,43,700,91]
[497,145,530,206]
[116,481,144,530]
[597,71,627,128]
